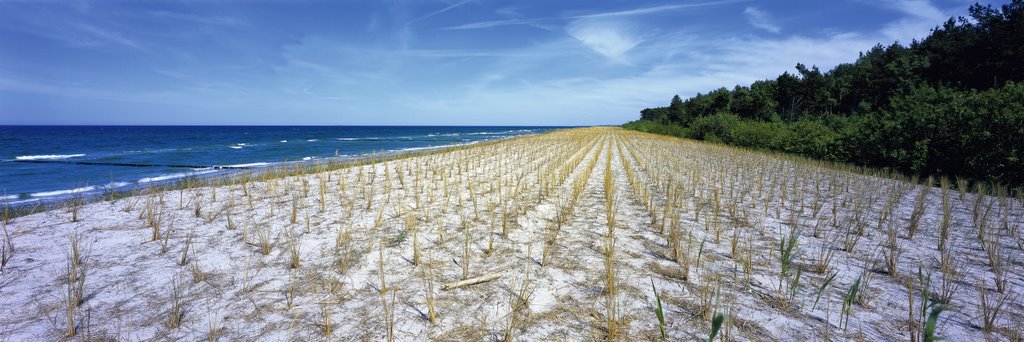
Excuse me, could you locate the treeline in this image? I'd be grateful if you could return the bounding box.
[626,1,1024,186]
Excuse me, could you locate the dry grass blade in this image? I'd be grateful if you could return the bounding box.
[0,224,13,272]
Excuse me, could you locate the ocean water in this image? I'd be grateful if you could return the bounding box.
[0,126,559,205]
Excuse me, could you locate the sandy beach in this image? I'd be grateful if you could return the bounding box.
[1,127,1021,341]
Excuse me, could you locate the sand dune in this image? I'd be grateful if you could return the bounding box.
[1,127,1021,341]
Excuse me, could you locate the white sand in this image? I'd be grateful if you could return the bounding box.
[0,127,1021,341]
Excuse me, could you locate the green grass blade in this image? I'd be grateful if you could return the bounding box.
[923,305,945,342]
[812,271,837,310]
[707,313,724,342]
[651,278,666,339]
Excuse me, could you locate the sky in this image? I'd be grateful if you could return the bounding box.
[0,0,1007,126]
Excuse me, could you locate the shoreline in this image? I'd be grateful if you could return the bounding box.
[1,130,553,215]
[0,127,1020,341]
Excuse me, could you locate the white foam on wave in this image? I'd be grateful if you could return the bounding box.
[125,147,187,154]
[470,129,538,136]
[15,154,86,160]
[337,137,383,141]
[394,146,436,152]
[225,162,270,168]
[280,140,288,143]
[467,130,531,136]
[7,197,40,205]
[1,194,19,201]
[307,139,318,142]
[229,145,243,149]
[302,156,315,161]
[139,169,220,183]
[104,182,130,189]
[31,186,97,197]
[390,141,480,153]
[21,181,131,199]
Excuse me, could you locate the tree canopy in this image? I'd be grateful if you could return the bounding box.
[626,1,1024,186]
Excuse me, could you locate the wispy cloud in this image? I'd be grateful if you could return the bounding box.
[0,0,973,125]
[409,0,474,24]
[0,76,187,104]
[565,19,643,64]
[495,7,521,18]
[559,0,735,65]
[147,11,246,28]
[441,19,536,30]
[439,18,559,32]
[1,8,143,50]
[75,24,141,49]
[743,7,780,33]
[22,22,143,50]
[878,0,947,43]
[569,1,736,19]
[391,30,885,125]
[444,1,737,32]
[887,0,945,21]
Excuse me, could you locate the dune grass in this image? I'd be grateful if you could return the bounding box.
[1,127,1022,341]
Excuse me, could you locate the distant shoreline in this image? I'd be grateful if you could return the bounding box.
[1,127,564,215]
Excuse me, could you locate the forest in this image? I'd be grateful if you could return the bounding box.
[625,1,1024,186]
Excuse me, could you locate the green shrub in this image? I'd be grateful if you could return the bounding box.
[689,113,740,143]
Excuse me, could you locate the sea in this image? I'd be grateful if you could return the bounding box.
[0,126,560,206]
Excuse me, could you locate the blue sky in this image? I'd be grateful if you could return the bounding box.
[0,0,1004,125]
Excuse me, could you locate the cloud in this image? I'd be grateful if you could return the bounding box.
[393,30,884,125]
[569,1,737,19]
[495,7,521,18]
[888,0,945,21]
[440,18,560,32]
[444,1,737,32]
[442,19,536,30]
[409,0,474,24]
[0,76,189,105]
[878,0,948,43]
[743,7,781,33]
[70,24,141,49]
[147,11,246,28]
[0,0,972,125]
[565,19,642,63]
[1,8,142,50]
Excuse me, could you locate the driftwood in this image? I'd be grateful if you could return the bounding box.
[441,273,501,291]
